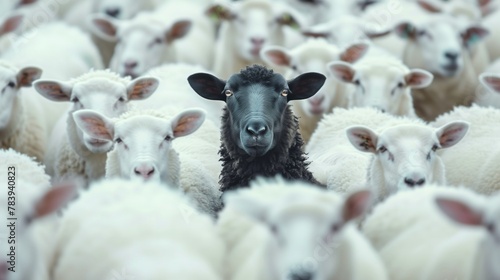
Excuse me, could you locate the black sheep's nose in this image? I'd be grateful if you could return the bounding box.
[246,122,268,137]
[105,7,121,18]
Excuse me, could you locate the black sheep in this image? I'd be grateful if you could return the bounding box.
[188,65,326,191]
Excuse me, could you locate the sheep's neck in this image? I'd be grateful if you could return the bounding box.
[0,96,21,141]
[219,106,322,191]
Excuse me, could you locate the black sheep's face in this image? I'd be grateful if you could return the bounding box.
[187,65,326,157]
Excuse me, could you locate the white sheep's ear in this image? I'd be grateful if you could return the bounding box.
[206,4,236,22]
[170,109,206,138]
[224,191,270,222]
[462,26,489,48]
[16,67,42,87]
[260,46,291,67]
[342,190,371,222]
[435,121,469,149]
[0,14,23,36]
[394,22,418,40]
[346,126,378,154]
[165,20,192,44]
[32,181,78,220]
[328,61,356,83]
[479,73,500,93]
[127,77,159,100]
[405,69,433,89]
[435,197,483,226]
[89,15,120,42]
[417,0,442,13]
[34,80,73,102]
[339,43,369,63]
[73,109,115,141]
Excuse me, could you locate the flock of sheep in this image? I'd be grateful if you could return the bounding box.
[1,0,500,279]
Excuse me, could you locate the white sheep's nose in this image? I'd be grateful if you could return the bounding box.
[133,164,155,179]
[404,174,426,187]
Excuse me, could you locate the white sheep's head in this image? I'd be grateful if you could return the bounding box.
[0,181,76,280]
[72,108,205,183]
[347,121,469,193]
[394,15,489,78]
[225,182,371,280]
[34,71,159,153]
[436,191,500,278]
[261,40,368,116]
[328,60,433,115]
[90,14,192,78]
[0,63,41,131]
[92,0,149,19]
[480,73,500,96]
[206,0,304,62]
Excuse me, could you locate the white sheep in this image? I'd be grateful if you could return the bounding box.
[328,46,434,117]
[483,7,500,62]
[430,104,500,195]
[205,0,306,78]
[72,107,223,216]
[218,177,388,280]
[0,60,46,162]
[361,185,497,280]
[306,107,469,201]
[135,63,224,126]
[52,178,225,280]
[90,0,215,78]
[275,0,351,26]
[2,22,104,135]
[393,14,489,121]
[33,69,158,183]
[474,59,500,108]
[0,149,77,280]
[260,38,369,142]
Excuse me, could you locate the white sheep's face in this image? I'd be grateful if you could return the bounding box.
[394,17,489,77]
[72,109,205,182]
[347,121,469,194]
[0,65,41,131]
[34,75,159,154]
[328,62,433,115]
[226,188,371,280]
[91,16,192,78]
[93,0,145,19]
[208,2,302,63]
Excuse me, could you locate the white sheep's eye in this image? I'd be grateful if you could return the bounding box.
[291,65,298,71]
[164,135,172,141]
[118,97,125,102]
[7,81,15,88]
[397,82,404,88]
[378,146,387,153]
[330,223,341,233]
[71,97,79,103]
[487,223,495,233]
[431,145,438,152]
[281,89,289,97]
[224,89,233,97]
[115,138,122,144]
[270,224,279,235]
[154,37,162,44]
[354,79,361,86]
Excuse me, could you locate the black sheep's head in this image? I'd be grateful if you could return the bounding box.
[188,65,325,157]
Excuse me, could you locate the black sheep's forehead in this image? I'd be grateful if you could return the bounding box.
[226,74,288,94]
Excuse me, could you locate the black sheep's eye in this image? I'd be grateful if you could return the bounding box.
[281,89,289,97]
[115,138,122,144]
[164,135,172,141]
[225,89,233,97]
[7,81,15,88]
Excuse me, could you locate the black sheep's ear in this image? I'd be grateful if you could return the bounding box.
[187,73,227,102]
[286,72,326,101]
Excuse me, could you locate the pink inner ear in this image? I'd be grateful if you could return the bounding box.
[34,183,77,219]
[331,64,354,82]
[0,15,23,35]
[94,18,117,37]
[264,49,290,66]
[436,198,483,226]
[343,190,371,222]
[417,0,442,13]
[406,72,431,87]
[81,117,112,139]
[483,76,500,93]
[340,44,368,63]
